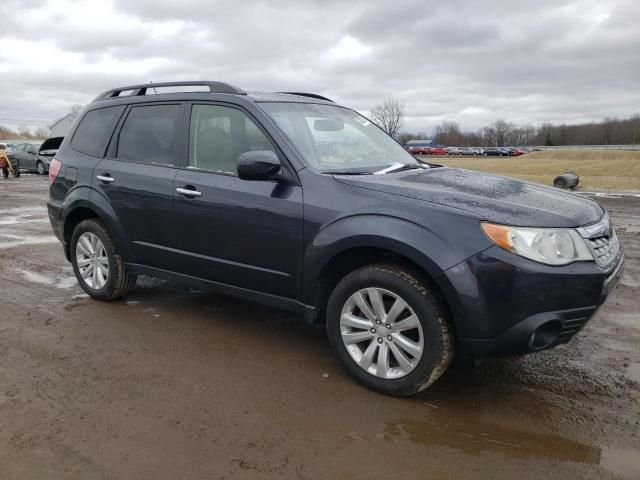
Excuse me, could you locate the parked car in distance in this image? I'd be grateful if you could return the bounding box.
[48,81,624,396]
[445,147,461,155]
[408,146,429,155]
[429,147,448,155]
[11,141,43,173]
[482,147,506,156]
[458,147,477,156]
[36,137,64,173]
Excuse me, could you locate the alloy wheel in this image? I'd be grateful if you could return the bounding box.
[340,287,424,379]
[76,232,109,289]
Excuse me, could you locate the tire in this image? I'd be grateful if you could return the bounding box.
[326,264,454,396]
[70,219,137,300]
[2,167,7,178]
[14,169,20,177]
[36,161,45,175]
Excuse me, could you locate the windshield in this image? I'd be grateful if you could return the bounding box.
[260,102,422,173]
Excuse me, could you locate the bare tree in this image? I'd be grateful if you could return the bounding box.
[70,104,83,116]
[34,126,50,138]
[371,98,404,138]
[434,120,463,146]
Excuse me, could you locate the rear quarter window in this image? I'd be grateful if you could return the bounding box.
[71,106,125,157]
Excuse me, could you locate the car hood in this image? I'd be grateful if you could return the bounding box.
[333,167,603,228]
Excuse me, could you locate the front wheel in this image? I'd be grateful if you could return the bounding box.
[36,161,45,175]
[326,264,454,396]
[70,219,137,300]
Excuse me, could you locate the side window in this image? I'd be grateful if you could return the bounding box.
[117,104,181,166]
[189,104,276,174]
[15,144,25,152]
[71,106,125,157]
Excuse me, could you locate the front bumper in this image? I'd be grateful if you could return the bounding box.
[442,244,624,358]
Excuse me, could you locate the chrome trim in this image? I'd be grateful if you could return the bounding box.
[577,212,611,239]
[605,253,625,284]
[96,175,114,183]
[176,187,202,197]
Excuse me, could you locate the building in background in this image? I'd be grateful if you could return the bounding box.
[404,139,436,148]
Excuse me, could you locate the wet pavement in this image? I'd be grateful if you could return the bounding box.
[1,175,639,479]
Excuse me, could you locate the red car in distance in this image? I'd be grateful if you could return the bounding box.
[408,146,429,155]
[408,147,448,155]
[429,147,448,155]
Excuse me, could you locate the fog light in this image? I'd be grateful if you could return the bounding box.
[529,321,561,350]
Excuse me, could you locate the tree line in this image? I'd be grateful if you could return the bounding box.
[421,115,640,147]
[371,98,640,147]
[0,124,50,140]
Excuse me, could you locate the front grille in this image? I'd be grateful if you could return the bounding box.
[577,213,620,270]
[554,317,589,345]
[588,232,619,268]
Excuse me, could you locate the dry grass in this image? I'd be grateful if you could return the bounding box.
[420,150,640,190]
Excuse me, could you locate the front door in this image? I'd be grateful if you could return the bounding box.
[168,103,304,299]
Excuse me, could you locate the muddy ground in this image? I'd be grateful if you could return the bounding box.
[1,175,639,479]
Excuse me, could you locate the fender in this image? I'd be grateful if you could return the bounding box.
[301,214,486,309]
[62,185,133,262]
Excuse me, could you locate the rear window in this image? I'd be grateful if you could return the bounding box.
[116,104,181,166]
[71,106,125,157]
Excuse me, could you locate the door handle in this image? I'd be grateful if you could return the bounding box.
[96,175,114,183]
[176,187,202,197]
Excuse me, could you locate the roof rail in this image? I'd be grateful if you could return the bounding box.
[278,92,334,103]
[94,81,246,101]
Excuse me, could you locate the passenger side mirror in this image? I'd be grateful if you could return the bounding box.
[237,150,282,181]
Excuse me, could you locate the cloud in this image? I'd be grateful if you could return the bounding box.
[0,0,638,133]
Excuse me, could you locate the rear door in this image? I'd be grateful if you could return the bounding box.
[94,102,185,269]
[23,144,37,169]
[12,143,26,168]
[167,102,304,298]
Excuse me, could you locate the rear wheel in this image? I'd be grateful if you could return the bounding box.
[1,167,7,178]
[70,219,137,300]
[326,264,454,396]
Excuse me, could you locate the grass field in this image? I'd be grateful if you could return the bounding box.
[419,150,640,191]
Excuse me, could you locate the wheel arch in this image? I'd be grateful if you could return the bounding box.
[302,215,467,335]
[62,190,132,262]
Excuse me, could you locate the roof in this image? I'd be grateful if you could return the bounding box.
[91,81,335,106]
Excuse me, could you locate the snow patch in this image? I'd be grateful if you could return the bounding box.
[16,269,78,289]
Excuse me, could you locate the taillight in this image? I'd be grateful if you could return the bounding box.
[49,158,62,185]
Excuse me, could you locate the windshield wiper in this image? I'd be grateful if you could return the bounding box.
[321,170,372,175]
[374,163,425,174]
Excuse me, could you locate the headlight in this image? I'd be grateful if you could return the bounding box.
[481,222,594,266]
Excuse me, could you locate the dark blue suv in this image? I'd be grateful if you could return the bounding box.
[47,81,624,396]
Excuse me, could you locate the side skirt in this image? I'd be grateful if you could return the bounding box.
[126,263,318,324]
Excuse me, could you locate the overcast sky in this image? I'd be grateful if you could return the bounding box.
[1,0,639,134]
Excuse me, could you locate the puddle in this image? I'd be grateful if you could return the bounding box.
[378,417,600,464]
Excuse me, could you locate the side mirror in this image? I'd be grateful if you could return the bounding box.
[237,150,282,181]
